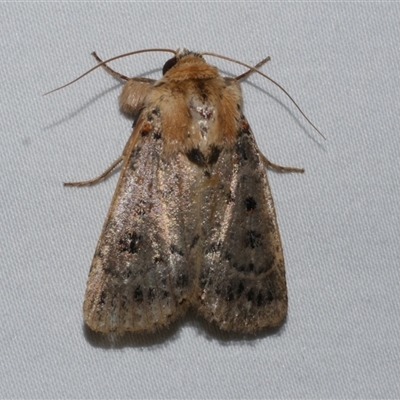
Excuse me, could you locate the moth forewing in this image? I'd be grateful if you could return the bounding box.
[82,49,289,334]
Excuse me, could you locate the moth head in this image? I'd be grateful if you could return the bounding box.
[162,48,205,75]
[160,49,216,82]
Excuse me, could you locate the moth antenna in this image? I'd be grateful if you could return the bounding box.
[235,56,271,81]
[202,51,326,140]
[44,48,176,96]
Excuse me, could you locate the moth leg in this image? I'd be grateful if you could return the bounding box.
[64,156,123,187]
[92,52,156,84]
[236,56,271,81]
[260,153,304,173]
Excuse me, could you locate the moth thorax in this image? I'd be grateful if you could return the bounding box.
[188,97,216,143]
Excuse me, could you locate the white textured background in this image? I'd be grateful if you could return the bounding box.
[1,2,399,399]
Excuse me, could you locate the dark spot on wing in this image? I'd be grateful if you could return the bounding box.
[134,286,143,303]
[206,241,220,254]
[170,244,184,256]
[247,289,255,302]
[237,282,245,296]
[187,148,207,167]
[99,291,106,306]
[236,141,247,160]
[131,144,142,157]
[256,290,274,307]
[120,232,141,254]
[245,196,257,212]
[245,230,262,249]
[121,295,127,308]
[154,255,163,264]
[102,264,117,278]
[226,190,235,203]
[256,292,264,307]
[237,263,256,273]
[190,234,199,249]
[207,145,221,165]
[153,129,162,140]
[133,199,147,216]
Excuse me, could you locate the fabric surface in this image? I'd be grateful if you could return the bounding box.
[1,3,399,398]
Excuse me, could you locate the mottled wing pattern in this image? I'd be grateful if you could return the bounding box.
[84,113,287,334]
[193,116,287,333]
[83,113,201,333]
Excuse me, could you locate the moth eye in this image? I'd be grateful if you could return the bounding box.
[163,57,177,75]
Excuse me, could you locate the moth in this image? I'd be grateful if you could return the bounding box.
[55,48,320,334]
